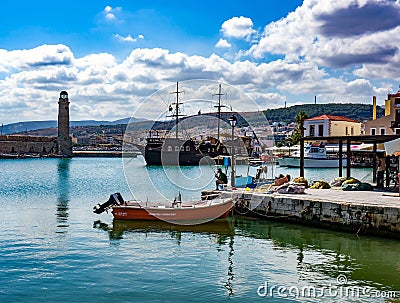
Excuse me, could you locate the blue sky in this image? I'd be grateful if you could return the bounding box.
[0,0,399,123]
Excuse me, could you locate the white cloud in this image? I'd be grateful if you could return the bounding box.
[113,34,145,43]
[215,38,231,48]
[103,6,121,21]
[106,13,116,21]
[114,34,136,42]
[0,44,73,72]
[0,44,395,124]
[220,16,256,40]
[247,0,400,76]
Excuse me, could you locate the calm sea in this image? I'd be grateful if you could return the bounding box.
[0,157,398,303]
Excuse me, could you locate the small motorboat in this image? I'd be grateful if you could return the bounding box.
[93,192,234,224]
[277,142,347,168]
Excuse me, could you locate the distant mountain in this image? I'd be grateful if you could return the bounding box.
[1,117,146,135]
[1,103,380,135]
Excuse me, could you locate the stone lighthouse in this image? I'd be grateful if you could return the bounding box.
[58,91,73,157]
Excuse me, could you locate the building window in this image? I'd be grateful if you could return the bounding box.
[370,128,376,135]
[318,124,324,137]
[345,127,349,136]
[168,146,172,151]
[186,146,190,151]
[309,125,315,137]
[351,127,354,136]
[395,128,400,135]
[175,146,180,151]
[380,127,386,135]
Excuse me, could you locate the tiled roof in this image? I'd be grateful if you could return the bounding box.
[306,114,359,123]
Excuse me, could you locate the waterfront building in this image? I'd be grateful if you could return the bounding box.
[365,91,400,135]
[304,114,362,138]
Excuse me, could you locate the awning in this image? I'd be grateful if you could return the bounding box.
[384,138,400,156]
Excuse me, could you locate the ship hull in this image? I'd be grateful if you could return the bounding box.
[278,157,347,168]
[112,198,234,223]
[133,138,228,166]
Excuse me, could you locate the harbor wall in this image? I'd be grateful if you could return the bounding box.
[203,190,400,239]
[0,135,57,154]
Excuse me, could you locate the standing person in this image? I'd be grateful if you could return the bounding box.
[215,168,228,190]
[377,155,386,188]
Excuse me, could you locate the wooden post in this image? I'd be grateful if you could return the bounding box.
[300,138,304,177]
[346,138,351,179]
[338,140,343,177]
[372,143,377,183]
[385,156,390,188]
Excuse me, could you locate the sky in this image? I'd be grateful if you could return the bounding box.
[1,0,400,124]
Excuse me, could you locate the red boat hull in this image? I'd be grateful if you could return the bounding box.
[112,199,233,223]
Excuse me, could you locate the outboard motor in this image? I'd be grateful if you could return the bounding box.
[93,193,124,214]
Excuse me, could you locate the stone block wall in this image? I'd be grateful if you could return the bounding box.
[0,136,57,154]
[216,191,400,239]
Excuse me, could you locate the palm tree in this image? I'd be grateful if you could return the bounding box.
[295,111,309,137]
[289,111,309,144]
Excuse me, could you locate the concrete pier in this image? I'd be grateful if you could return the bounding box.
[202,189,400,239]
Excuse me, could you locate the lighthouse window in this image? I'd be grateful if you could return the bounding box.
[186,146,190,151]
[168,146,172,151]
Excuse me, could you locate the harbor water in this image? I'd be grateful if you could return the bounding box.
[0,157,399,302]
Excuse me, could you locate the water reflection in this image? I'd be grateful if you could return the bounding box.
[56,158,70,233]
[224,235,234,296]
[94,219,234,243]
[93,216,400,297]
[233,218,400,291]
[94,218,237,295]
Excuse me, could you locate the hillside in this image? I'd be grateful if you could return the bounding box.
[6,103,381,136]
[1,117,145,135]
[263,103,383,124]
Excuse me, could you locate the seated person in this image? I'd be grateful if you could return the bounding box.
[215,168,228,190]
[273,174,289,186]
[267,174,291,191]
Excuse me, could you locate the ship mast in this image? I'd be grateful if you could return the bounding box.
[213,83,226,141]
[168,82,185,139]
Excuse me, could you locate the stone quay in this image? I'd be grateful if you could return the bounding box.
[202,188,400,239]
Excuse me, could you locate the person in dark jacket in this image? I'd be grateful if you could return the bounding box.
[215,168,228,190]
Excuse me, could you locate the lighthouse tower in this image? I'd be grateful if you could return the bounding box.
[58,91,73,157]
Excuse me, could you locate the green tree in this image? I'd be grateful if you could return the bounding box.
[289,111,309,144]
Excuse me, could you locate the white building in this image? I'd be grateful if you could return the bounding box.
[304,114,362,137]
